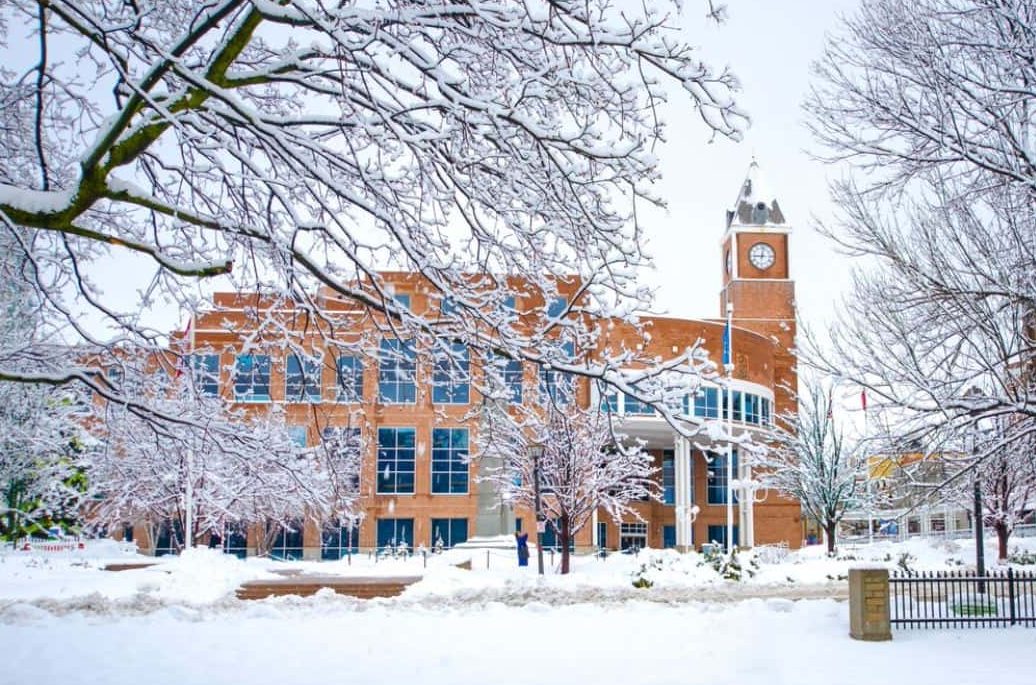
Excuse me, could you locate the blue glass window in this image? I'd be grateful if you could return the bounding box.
[663,525,677,549]
[546,297,567,318]
[432,428,469,494]
[430,518,468,549]
[189,354,220,397]
[761,397,772,426]
[234,354,271,402]
[597,521,607,549]
[602,390,619,412]
[539,341,575,404]
[440,297,459,317]
[321,523,360,560]
[707,450,739,505]
[285,354,321,402]
[377,427,416,494]
[394,294,411,309]
[623,392,654,415]
[694,387,720,419]
[288,426,308,447]
[731,390,743,422]
[539,519,575,551]
[432,344,470,404]
[707,525,740,548]
[270,522,304,561]
[662,451,675,505]
[378,339,416,404]
[376,518,414,550]
[336,356,363,402]
[744,394,761,424]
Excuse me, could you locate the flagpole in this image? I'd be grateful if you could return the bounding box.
[725,302,735,553]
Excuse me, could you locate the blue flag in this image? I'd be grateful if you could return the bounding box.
[722,319,731,367]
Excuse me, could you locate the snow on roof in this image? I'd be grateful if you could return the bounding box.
[726,160,787,227]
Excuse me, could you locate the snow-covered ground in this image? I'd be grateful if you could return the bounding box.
[2,538,1035,685]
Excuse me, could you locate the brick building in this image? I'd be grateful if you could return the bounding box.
[135,161,802,557]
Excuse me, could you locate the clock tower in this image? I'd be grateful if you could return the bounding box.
[719,160,797,417]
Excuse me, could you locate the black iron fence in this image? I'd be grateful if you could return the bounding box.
[890,569,1036,628]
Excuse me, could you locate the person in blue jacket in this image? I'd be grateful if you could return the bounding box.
[515,531,530,567]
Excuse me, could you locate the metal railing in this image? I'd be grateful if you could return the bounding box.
[890,569,1036,628]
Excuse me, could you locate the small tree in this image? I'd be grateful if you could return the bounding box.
[954,422,1036,562]
[479,397,659,574]
[750,381,862,554]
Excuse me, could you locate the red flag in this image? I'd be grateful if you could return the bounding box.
[861,389,868,412]
[826,388,833,420]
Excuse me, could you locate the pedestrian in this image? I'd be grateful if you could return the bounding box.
[515,531,530,567]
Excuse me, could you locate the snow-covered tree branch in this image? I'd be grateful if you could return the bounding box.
[0,0,743,436]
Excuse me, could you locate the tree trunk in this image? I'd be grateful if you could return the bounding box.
[825,521,837,555]
[560,514,571,575]
[995,522,1010,562]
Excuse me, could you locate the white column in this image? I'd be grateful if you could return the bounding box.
[742,460,755,548]
[674,436,693,551]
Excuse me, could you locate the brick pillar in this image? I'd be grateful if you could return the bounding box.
[849,567,892,641]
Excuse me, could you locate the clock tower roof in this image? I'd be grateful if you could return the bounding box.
[726,159,788,229]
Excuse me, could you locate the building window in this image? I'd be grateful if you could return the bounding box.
[270,522,304,561]
[623,392,654,415]
[539,519,575,551]
[377,428,416,494]
[597,521,607,549]
[321,523,360,560]
[539,341,575,404]
[546,296,567,318]
[486,352,522,404]
[761,397,772,426]
[336,355,363,402]
[694,387,720,419]
[619,523,647,551]
[430,518,468,549]
[744,393,761,424]
[662,451,675,505]
[707,450,739,505]
[234,354,271,402]
[378,339,416,404]
[189,354,220,397]
[288,425,308,447]
[706,525,739,548]
[663,525,677,549]
[431,428,469,494]
[440,296,459,317]
[285,354,322,403]
[731,390,743,422]
[376,518,414,550]
[432,343,470,404]
[393,293,411,309]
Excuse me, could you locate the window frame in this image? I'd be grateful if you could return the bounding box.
[431,427,469,495]
[233,354,271,402]
[378,339,417,404]
[284,354,322,403]
[376,427,416,495]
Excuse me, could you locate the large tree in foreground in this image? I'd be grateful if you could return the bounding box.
[749,381,863,554]
[803,0,1036,458]
[0,0,741,438]
[479,391,659,574]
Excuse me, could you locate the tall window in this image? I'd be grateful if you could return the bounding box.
[189,354,220,397]
[321,523,360,560]
[234,354,271,402]
[744,393,761,424]
[432,343,469,404]
[285,354,321,403]
[376,518,414,549]
[430,518,469,548]
[336,355,363,402]
[377,427,416,494]
[761,397,772,426]
[662,451,675,505]
[707,525,739,548]
[378,339,416,404]
[694,387,720,419]
[489,353,523,404]
[707,450,739,505]
[432,428,469,494]
[539,341,574,404]
[546,296,567,318]
[730,390,743,422]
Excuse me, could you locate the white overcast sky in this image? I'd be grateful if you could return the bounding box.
[639,0,863,331]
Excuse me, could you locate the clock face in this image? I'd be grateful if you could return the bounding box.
[748,242,775,270]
